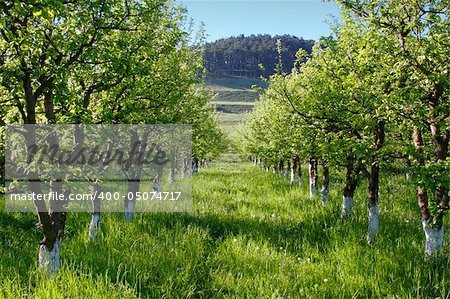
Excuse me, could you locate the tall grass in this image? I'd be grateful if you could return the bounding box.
[0,157,449,298]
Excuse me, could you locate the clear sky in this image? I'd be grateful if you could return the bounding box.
[178,0,341,42]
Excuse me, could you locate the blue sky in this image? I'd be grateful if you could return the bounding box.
[178,1,341,42]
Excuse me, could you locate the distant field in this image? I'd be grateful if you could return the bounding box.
[213,90,259,103]
[215,112,250,135]
[206,76,267,91]
[217,112,251,125]
[211,101,255,106]
[207,76,261,136]
[213,104,254,114]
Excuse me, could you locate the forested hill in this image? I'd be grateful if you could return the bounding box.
[204,34,315,78]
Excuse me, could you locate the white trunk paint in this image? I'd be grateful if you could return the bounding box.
[308,163,317,197]
[367,203,379,244]
[290,168,295,185]
[124,201,136,221]
[39,238,61,271]
[89,214,100,240]
[153,180,162,192]
[320,186,329,205]
[309,184,317,197]
[422,220,444,257]
[298,176,303,187]
[405,173,412,180]
[341,196,353,218]
[171,169,176,182]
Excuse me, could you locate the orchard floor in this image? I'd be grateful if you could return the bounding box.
[1,154,449,298]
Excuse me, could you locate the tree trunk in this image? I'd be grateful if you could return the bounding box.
[405,158,412,179]
[192,157,198,174]
[342,156,358,218]
[183,157,191,178]
[39,237,61,271]
[320,162,330,205]
[422,218,444,258]
[170,153,177,182]
[297,158,303,187]
[308,157,318,197]
[414,127,448,256]
[367,163,380,244]
[89,182,101,241]
[278,160,284,176]
[125,180,139,221]
[153,166,163,193]
[367,121,384,244]
[290,158,296,186]
[39,181,66,271]
[24,123,66,272]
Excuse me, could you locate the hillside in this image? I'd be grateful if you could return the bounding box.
[206,76,265,134]
[204,35,314,78]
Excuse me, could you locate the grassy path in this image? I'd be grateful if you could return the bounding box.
[1,156,449,298]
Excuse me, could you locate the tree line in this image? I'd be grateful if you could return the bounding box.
[240,0,449,257]
[204,34,315,78]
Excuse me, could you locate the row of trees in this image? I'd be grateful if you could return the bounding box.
[0,0,225,270]
[240,0,449,257]
[204,34,315,77]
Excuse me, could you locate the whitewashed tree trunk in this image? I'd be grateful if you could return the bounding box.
[367,203,379,244]
[89,213,100,240]
[124,201,136,221]
[153,180,162,193]
[308,159,318,197]
[321,186,329,205]
[342,155,358,218]
[298,175,303,187]
[184,158,191,178]
[290,167,295,185]
[341,196,353,218]
[405,173,412,180]
[39,238,61,271]
[170,158,177,182]
[320,164,329,205]
[309,184,317,197]
[422,220,444,258]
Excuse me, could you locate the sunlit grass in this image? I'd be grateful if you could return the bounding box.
[1,158,449,298]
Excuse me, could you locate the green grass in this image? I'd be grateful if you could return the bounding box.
[211,101,255,106]
[216,112,250,136]
[212,91,259,103]
[206,76,261,116]
[206,76,267,91]
[214,105,253,114]
[1,157,449,298]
